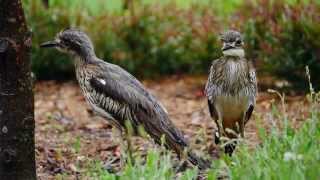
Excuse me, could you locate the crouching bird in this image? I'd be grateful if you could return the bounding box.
[205,30,257,155]
[40,28,210,170]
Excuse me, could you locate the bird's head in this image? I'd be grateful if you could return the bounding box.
[220,30,244,57]
[40,28,95,58]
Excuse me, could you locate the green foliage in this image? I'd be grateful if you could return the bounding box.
[24,0,75,79]
[240,0,320,89]
[81,91,320,179]
[84,150,197,180]
[208,91,320,180]
[24,0,320,89]
[23,0,221,79]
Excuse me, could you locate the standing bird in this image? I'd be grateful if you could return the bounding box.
[40,28,210,170]
[205,30,257,155]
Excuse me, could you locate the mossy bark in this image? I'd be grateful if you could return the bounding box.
[0,0,36,179]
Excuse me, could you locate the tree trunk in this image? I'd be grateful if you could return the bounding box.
[0,0,36,179]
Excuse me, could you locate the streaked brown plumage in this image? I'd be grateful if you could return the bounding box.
[205,30,257,155]
[40,28,210,170]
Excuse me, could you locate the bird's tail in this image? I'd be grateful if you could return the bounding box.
[162,135,211,170]
[145,106,212,170]
[187,150,211,170]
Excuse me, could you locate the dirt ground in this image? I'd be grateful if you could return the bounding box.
[35,75,309,179]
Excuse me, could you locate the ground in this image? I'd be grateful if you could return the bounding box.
[35,75,309,179]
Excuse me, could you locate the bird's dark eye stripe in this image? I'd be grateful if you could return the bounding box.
[61,38,76,48]
[60,36,73,44]
[60,37,81,47]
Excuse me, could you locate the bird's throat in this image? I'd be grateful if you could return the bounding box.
[223,49,245,57]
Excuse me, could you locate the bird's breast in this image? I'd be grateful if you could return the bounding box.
[215,95,249,121]
[225,60,246,85]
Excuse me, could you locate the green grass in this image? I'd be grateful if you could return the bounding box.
[84,150,184,179]
[214,102,320,179]
[81,91,320,179]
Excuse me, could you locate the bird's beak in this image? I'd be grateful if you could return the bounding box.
[40,40,58,48]
[222,42,235,51]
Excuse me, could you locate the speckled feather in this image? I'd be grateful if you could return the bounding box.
[205,56,257,135]
[205,56,257,105]
[76,58,186,146]
[42,28,211,169]
[75,57,210,169]
[205,30,257,133]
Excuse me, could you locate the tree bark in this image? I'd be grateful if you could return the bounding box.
[0,0,36,179]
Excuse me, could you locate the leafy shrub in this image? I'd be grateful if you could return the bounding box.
[23,0,221,79]
[24,0,320,90]
[238,0,320,89]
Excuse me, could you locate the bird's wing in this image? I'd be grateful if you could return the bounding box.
[248,61,258,99]
[245,61,257,123]
[92,62,163,115]
[90,62,187,147]
[205,59,222,120]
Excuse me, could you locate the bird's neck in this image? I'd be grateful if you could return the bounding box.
[73,53,96,67]
[80,48,96,60]
[222,48,245,58]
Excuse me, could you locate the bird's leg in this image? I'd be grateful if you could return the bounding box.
[124,120,135,165]
[216,107,224,143]
[103,127,124,173]
[115,128,126,168]
[175,148,189,173]
[123,131,135,165]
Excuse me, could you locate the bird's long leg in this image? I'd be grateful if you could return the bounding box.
[216,105,224,140]
[175,148,189,173]
[214,121,221,144]
[111,127,126,169]
[214,110,224,145]
[102,126,124,173]
[123,131,135,165]
[124,120,135,165]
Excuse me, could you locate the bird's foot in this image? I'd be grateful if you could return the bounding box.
[175,160,189,173]
[103,156,122,174]
[224,143,236,156]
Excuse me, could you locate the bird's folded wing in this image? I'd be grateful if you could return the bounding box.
[245,61,257,122]
[204,58,222,101]
[89,75,153,115]
[205,82,219,120]
[89,65,187,146]
[247,61,258,104]
[205,60,221,120]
